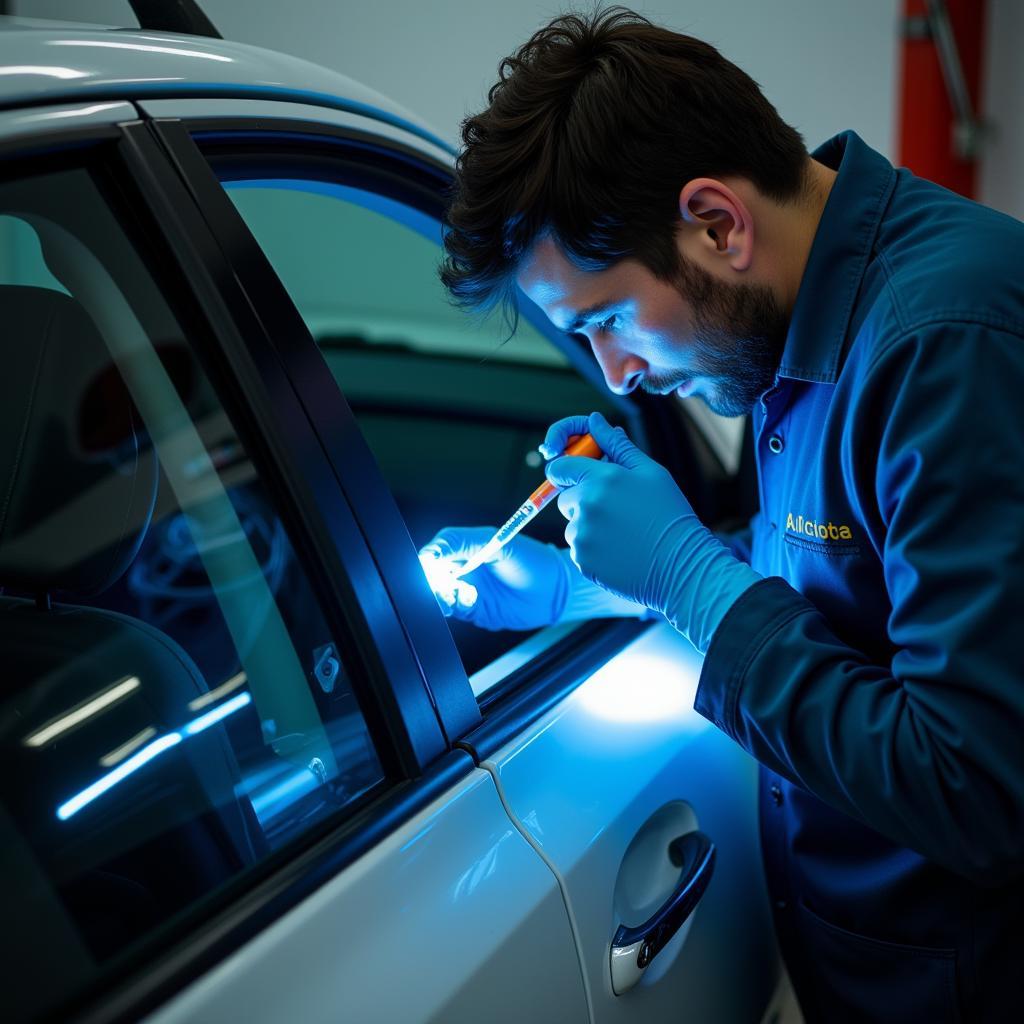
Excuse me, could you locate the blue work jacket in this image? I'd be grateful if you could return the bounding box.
[698,131,1024,1022]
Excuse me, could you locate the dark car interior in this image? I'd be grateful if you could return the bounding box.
[0,190,382,1019]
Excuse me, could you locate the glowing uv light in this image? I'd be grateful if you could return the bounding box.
[419,547,478,613]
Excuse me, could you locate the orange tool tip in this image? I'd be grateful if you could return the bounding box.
[529,432,603,509]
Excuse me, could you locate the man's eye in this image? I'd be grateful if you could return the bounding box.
[597,314,618,332]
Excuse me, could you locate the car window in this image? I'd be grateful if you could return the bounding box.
[218,174,625,684]
[0,162,386,1022]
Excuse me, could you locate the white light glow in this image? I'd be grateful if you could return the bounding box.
[99,77,185,84]
[0,65,89,79]
[26,676,141,748]
[419,548,477,611]
[99,726,157,768]
[188,671,247,711]
[48,40,233,62]
[577,653,699,724]
[33,102,127,121]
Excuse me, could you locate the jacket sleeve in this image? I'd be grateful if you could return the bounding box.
[694,323,1024,885]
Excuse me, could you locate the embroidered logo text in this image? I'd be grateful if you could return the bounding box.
[785,512,854,542]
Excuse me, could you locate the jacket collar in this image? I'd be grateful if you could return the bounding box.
[777,131,896,384]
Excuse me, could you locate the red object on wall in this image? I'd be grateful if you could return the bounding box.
[897,0,987,199]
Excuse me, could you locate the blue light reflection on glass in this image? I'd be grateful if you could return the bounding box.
[183,692,252,735]
[248,767,319,826]
[225,178,443,247]
[56,692,252,821]
[57,732,182,821]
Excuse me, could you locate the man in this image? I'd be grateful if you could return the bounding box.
[422,9,1024,1021]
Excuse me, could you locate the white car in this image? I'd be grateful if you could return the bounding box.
[0,5,777,1022]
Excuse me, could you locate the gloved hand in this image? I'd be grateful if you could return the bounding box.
[418,527,572,631]
[542,411,762,653]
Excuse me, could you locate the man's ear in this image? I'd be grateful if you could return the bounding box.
[678,177,754,272]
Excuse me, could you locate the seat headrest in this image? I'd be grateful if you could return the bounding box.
[0,285,157,597]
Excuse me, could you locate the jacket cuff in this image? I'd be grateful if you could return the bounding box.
[693,575,812,737]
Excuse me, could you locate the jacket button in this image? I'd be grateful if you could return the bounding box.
[768,435,784,454]
[770,784,783,806]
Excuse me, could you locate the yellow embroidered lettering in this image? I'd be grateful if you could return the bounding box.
[785,511,857,545]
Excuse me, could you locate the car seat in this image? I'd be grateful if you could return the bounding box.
[0,284,261,969]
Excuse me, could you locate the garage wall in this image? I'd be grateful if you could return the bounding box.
[22,0,901,157]
[18,1,1021,214]
[979,0,1024,220]
[202,0,903,159]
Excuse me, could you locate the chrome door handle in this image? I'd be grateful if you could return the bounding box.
[609,831,715,995]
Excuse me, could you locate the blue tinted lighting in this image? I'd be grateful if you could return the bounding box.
[56,692,253,821]
[183,691,252,735]
[57,732,182,820]
[248,767,319,826]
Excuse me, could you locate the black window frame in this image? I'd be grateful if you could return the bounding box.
[161,115,674,722]
[150,116,485,744]
[0,117,475,1024]
[117,119,450,773]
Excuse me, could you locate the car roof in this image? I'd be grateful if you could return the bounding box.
[0,15,452,153]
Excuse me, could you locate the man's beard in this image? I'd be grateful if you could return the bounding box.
[641,254,790,417]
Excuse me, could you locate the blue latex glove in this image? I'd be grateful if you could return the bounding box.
[419,527,572,631]
[543,412,762,653]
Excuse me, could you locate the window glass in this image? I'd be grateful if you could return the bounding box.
[220,175,622,680]
[0,163,384,1022]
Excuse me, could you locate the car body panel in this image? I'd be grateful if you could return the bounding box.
[138,97,454,168]
[0,99,137,143]
[141,766,588,1024]
[485,622,777,1022]
[0,18,450,152]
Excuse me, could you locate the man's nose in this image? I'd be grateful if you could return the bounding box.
[589,335,645,395]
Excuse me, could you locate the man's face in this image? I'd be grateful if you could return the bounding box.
[516,235,789,417]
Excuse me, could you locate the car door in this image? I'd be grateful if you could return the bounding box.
[0,102,588,1024]
[137,99,780,1021]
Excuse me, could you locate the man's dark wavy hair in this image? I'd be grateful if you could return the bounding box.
[440,7,807,326]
